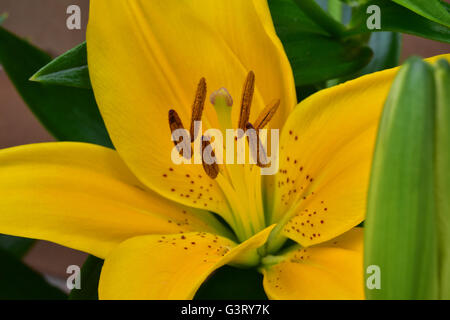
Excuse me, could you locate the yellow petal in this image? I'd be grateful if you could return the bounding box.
[99,226,274,299]
[0,142,230,258]
[271,54,450,247]
[263,228,364,300]
[87,0,296,220]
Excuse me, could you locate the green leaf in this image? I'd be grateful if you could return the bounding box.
[433,59,450,299]
[270,0,329,36]
[292,0,347,37]
[0,247,67,300]
[0,27,113,148]
[31,42,91,89]
[330,31,401,86]
[327,0,344,23]
[318,0,354,27]
[392,0,450,28]
[195,265,267,300]
[365,57,439,299]
[69,255,103,300]
[339,0,370,6]
[442,0,450,13]
[359,32,401,75]
[0,234,34,259]
[348,0,450,43]
[269,0,373,86]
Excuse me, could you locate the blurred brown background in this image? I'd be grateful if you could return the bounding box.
[0,0,449,288]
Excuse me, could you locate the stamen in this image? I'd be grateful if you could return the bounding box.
[169,109,184,132]
[238,71,255,131]
[190,78,207,142]
[246,123,270,168]
[254,99,280,130]
[168,109,191,159]
[202,139,219,179]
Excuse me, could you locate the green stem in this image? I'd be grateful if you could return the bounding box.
[293,0,346,38]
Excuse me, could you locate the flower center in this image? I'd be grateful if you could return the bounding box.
[168,72,280,242]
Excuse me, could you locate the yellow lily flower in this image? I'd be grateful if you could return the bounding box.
[0,0,448,300]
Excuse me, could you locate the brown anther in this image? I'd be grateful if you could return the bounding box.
[169,109,184,133]
[254,99,280,130]
[190,78,207,142]
[245,123,270,168]
[201,138,219,179]
[238,71,255,131]
[168,109,191,159]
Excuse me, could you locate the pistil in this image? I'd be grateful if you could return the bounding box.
[210,87,233,136]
